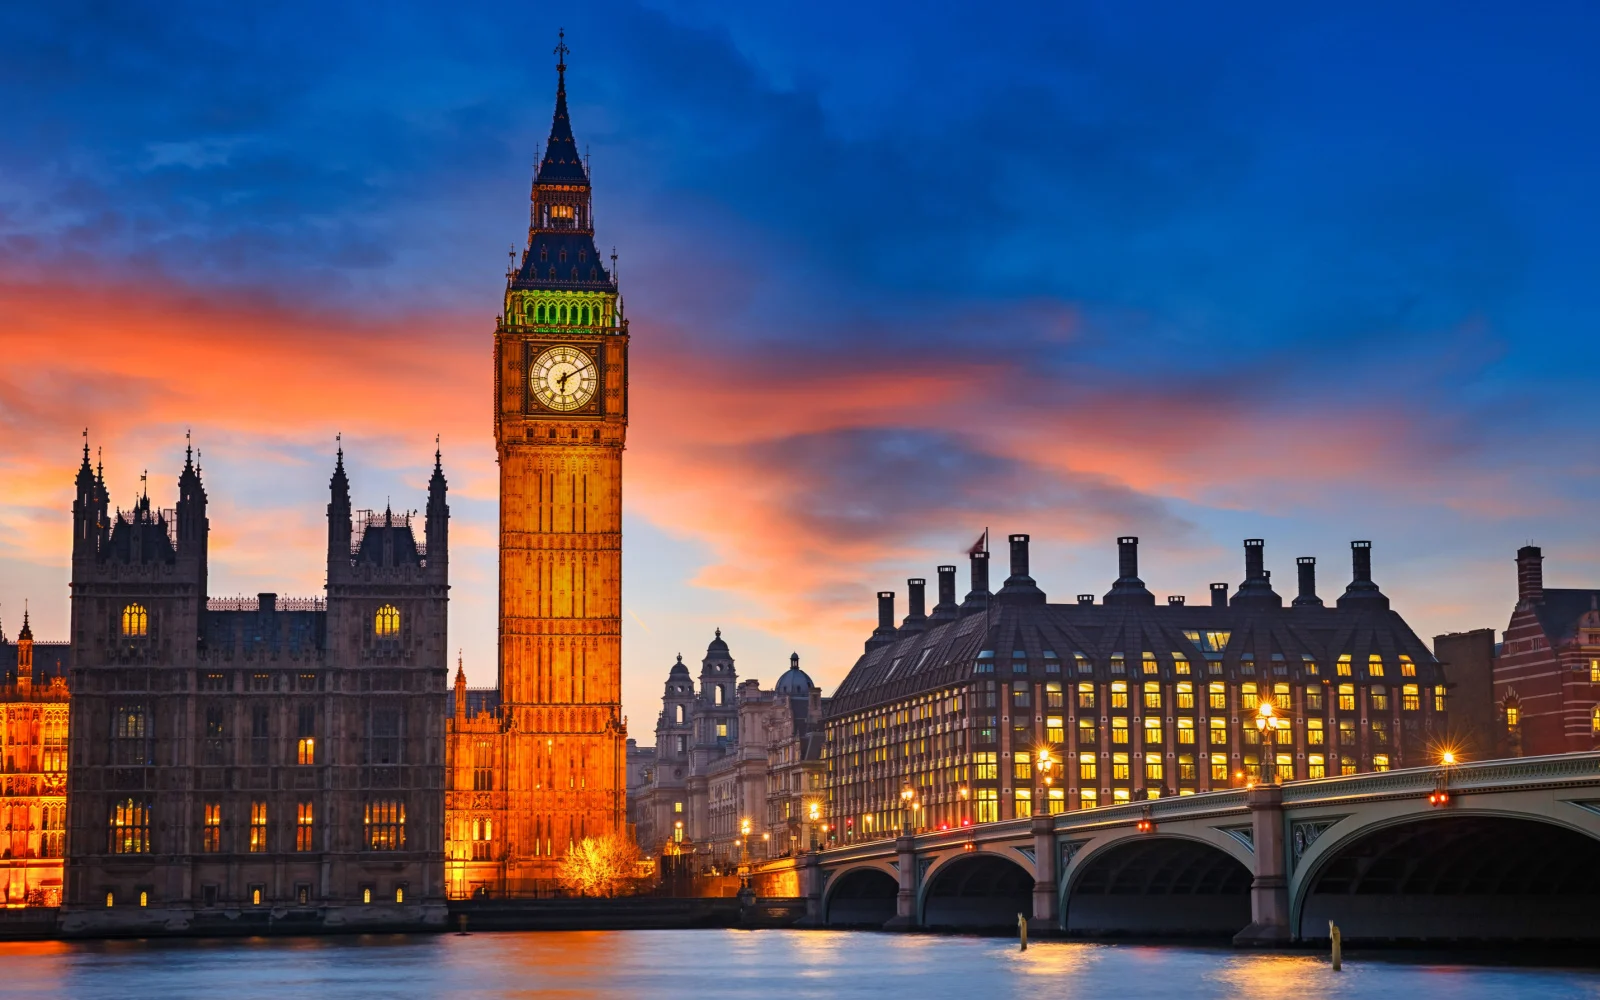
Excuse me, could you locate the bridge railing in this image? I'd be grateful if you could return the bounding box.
[810,752,1600,863]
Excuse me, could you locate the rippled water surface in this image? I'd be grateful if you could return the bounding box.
[2,930,1599,999]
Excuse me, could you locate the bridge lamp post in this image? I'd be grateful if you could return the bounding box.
[1255,701,1285,785]
[901,785,915,835]
[958,785,970,827]
[808,801,822,852]
[1036,747,1054,816]
[739,818,751,865]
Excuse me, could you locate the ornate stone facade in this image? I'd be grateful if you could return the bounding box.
[634,635,826,867]
[60,440,448,933]
[447,45,629,895]
[0,610,69,907]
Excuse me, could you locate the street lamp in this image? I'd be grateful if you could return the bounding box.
[1255,701,1284,785]
[807,801,822,851]
[958,784,970,827]
[1036,746,1055,816]
[900,785,915,835]
[739,818,751,864]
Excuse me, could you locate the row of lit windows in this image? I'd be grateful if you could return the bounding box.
[108,798,403,854]
[972,646,1417,679]
[118,603,402,639]
[105,883,407,908]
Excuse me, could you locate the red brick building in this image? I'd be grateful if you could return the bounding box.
[1493,546,1600,756]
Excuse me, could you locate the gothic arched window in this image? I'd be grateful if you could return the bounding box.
[121,604,148,638]
[675,704,685,725]
[714,685,725,706]
[375,604,401,637]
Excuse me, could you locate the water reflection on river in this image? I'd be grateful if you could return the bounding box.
[2,930,1598,999]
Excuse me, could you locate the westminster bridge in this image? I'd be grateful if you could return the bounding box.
[749,752,1600,943]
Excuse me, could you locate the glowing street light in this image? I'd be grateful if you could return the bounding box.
[1255,701,1285,785]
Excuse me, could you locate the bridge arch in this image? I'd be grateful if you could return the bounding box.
[1293,810,1600,942]
[919,851,1035,930]
[821,863,899,928]
[1062,833,1252,938]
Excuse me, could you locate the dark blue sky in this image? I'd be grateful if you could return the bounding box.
[3,2,1597,717]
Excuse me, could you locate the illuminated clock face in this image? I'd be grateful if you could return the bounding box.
[530,345,598,412]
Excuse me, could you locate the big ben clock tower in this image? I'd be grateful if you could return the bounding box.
[493,36,627,889]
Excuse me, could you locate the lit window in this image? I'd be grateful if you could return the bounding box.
[1077,683,1095,709]
[1173,655,1191,676]
[1178,754,1196,782]
[1240,683,1259,710]
[252,886,263,906]
[973,752,997,780]
[1340,755,1357,775]
[365,800,406,851]
[139,890,148,907]
[1110,682,1128,709]
[1400,655,1416,678]
[1402,684,1420,711]
[1047,787,1065,815]
[375,604,401,637]
[976,788,998,823]
[1177,718,1195,744]
[1592,660,1600,684]
[1306,687,1324,711]
[1014,788,1032,815]
[105,892,114,907]
[1372,754,1391,772]
[1273,683,1290,710]
[121,603,148,637]
[1368,654,1385,678]
[1142,653,1159,676]
[109,798,150,854]
[1014,752,1032,781]
[1370,686,1389,712]
[249,801,268,852]
[1209,718,1228,745]
[1275,754,1293,783]
[1338,684,1356,712]
[1144,718,1163,745]
[1307,718,1324,745]
[1077,718,1097,744]
[673,801,683,813]
[1435,686,1447,713]
[1113,788,1131,805]
[1176,682,1194,710]
[395,886,405,904]
[1208,682,1226,711]
[1044,682,1063,708]
[1046,716,1064,743]
[1145,757,1163,782]
[1336,654,1353,677]
[1592,706,1600,735]
[297,801,314,851]
[202,803,221,852]
[1111,718,1129,744]
[1143,682,1162,710]
[1079,756,1097,782]
[297,737,316,766]
[1303,655,1320,676]
[1112,753,1130,781]
[1210,758,1228,783]
[1308,754,1326,779]
[1079,788,1098,809]
[716,722,728,739]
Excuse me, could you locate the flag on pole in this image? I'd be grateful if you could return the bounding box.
[967,529,988,556]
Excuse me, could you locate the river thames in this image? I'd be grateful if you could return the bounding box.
[1,930,1598,999]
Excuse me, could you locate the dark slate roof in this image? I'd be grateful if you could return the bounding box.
[512,232,615,292]
[1531,589,1600,646]
[202,609,325,658]
[449,687,502,718]
[828,599,1443,716]
[0,642,70,687]
[355,519,422,568]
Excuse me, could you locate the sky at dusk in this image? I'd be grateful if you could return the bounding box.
[2,2,1598,739]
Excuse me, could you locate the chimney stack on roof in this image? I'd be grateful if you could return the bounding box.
[1077,594,1094,605]
[1167,595,1186,606]
[996,533,1046,605]
[1336,540,1389,610]
[1516,545,1544,607]
[929,565,959,622]
[960,551,991,614]
[900,578,929,633]
[867,591,898,651]
[1230,539,1282,609]
[1210,583,1229,607]
[1293,556,1323,607]
[1104,536,1155,607]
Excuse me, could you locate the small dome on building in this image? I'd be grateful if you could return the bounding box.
[669,653,689,676]
[706,628,729,654]
[774,652,814,695]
